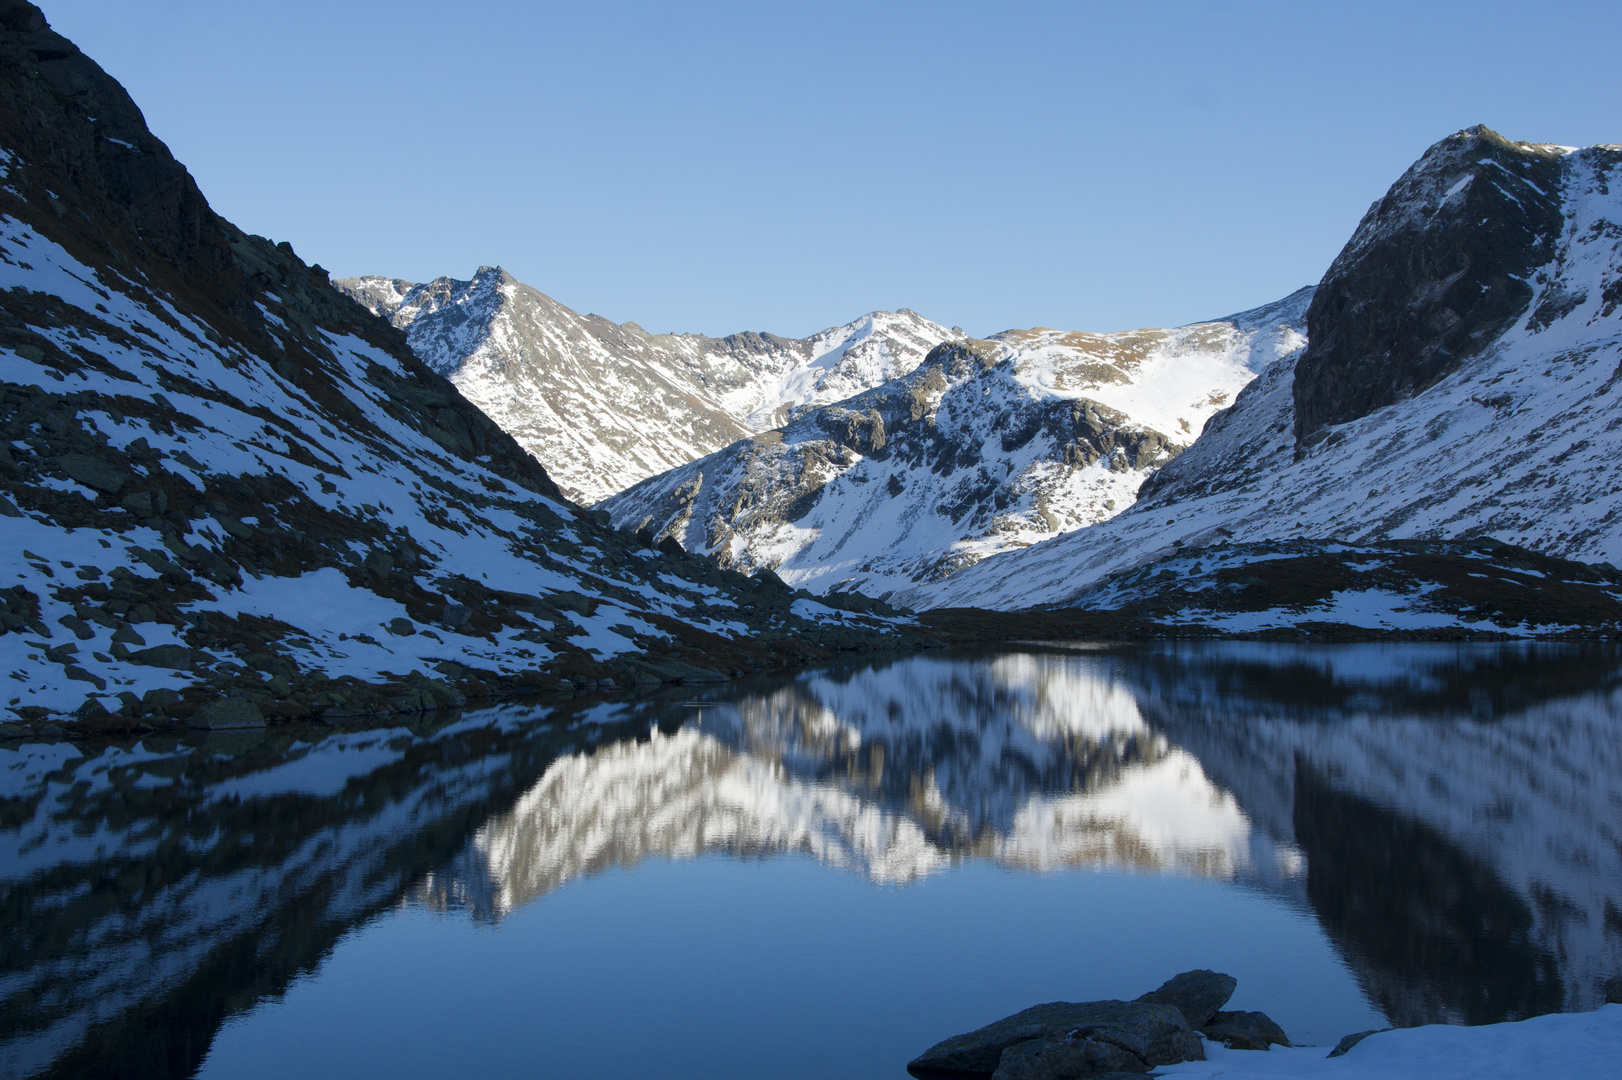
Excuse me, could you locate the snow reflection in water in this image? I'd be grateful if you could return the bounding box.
[437,654,1288,919]
[1,643,1619,1080]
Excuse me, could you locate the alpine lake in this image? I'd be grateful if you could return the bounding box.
[4,642,1620,1079]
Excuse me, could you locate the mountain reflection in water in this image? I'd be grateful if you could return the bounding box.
[3,643,1620,1079]
[425,654,1289,918]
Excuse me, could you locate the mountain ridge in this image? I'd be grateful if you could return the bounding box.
[336,267,954,504]
[600,289,1311,597]
[914,126,1622,621]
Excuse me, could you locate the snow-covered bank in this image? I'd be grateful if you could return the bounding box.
[1161,1005,1620,1080]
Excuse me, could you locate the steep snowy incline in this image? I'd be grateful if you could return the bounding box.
[916,128,1622,612]
[600,291,1310,598]
[0,3,916,730]
[337,268,951,504]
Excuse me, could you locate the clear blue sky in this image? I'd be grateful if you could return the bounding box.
[45,1,1622,338]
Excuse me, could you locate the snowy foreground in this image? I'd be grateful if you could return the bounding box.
[1160,1006,1620,1080]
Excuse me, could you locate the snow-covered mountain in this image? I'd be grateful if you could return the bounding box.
[914,127,1622,612]
[600,292,1310,597]
[336,268,952,505]
[0,4,916,731]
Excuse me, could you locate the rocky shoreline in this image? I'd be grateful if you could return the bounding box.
[907,970,1622,1079]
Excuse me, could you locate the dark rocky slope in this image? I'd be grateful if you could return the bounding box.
[1293,126,1568,446]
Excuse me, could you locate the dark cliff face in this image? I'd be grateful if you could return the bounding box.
[0,0,562,500]
[1292,126,1568,449]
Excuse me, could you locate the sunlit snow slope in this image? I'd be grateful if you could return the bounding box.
[0,4,912,727]
[337,268,952,504]
[916,127,1622,611]
[601,292,1309,597]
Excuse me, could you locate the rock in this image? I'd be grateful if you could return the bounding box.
[1199,1010,1290,1050]
[1604,976,1622,1005]
[131,645,197,670]
[386,617,415,636]
[989,1035,1145,1080]
[1327,1029,1389,1058]
[211,512,254,539]
[908,1000,1201,1077]
[57,614,95,640]
[142,687,181,712]
[1291,127,1566,447]
[187,697,265,730]
[58,452,126,494]
[119,490,155,516]
[1135,970,1236,1029]
[63,665,106,690]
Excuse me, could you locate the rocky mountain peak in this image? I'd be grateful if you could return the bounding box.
[471,264,515,287]
[603,296,1308,597]
[1292,125,1569,448]
[331,268,957,503]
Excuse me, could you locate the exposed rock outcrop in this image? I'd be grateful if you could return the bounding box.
[1293,127,1567,448]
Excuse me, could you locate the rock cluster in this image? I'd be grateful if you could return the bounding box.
[908,970,1291,1079]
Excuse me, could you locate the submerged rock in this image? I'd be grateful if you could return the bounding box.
[1135,969,1237,1029]
[908,999,1201,1077]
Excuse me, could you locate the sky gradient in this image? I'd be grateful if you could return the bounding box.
[44,0,1622,338]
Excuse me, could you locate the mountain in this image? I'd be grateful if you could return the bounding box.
[913,127,1622,618]
[599,292,1310,597]
[0,2,923,733]
[335,267,952,504]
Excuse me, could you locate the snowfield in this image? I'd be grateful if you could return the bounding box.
[1162,1007,1620,1080]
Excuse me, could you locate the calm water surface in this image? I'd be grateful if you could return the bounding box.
[4,643,1620,1079]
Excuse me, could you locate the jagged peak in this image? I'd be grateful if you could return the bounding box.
[471,264,516,285]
